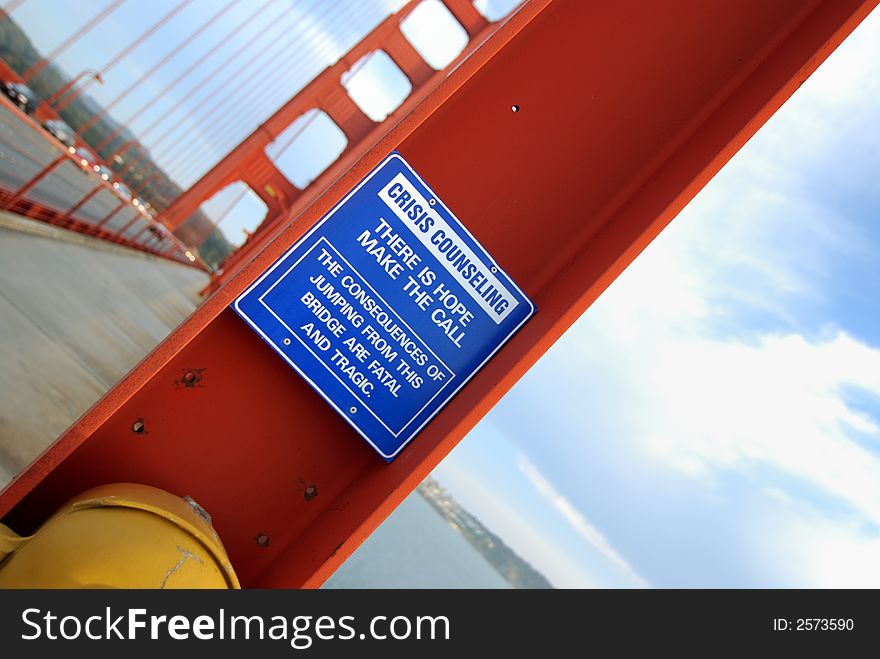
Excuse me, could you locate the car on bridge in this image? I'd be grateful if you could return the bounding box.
[73,146,97,172]
[147,223,167,240]
[92,164,113,182]
[2,80,39,115]
[113,181,132,202]
[42,119,76,149]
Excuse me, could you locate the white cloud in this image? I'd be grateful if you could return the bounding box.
[472,6,880,586]
[567,5,880,496]
[633,327,880,511]
[434,456,605,588]
[516,455,648,586]
[755,501,880,588]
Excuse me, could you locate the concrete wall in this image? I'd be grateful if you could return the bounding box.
[0,212,208,487]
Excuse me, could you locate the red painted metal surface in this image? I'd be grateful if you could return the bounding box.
[1,0,876,589]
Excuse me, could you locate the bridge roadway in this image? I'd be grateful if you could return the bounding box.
[0,211,208,487]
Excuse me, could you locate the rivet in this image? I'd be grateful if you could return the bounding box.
[283,338,291,346]
[304,485,318,501]
[132,419,145,434]
[349,406,357,414]
[255,533,270,548]
[511,104,520,113]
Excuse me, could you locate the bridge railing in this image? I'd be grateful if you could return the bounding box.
[0,95,200,267]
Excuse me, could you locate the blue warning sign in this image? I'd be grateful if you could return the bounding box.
[233,153,535,460]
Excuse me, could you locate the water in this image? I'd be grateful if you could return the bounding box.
[324,493,511,589]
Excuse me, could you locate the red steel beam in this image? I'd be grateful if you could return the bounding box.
[442,0,490,37]
[1,0,876,590]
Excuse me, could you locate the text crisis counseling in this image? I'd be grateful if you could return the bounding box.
[377,172,518,324]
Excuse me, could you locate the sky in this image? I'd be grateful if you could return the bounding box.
[432,5,880,588]
[7,0,513,246]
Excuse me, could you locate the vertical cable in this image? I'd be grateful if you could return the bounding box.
[21,0,127,82]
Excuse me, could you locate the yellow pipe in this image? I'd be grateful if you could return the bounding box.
[0,483,240,589]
